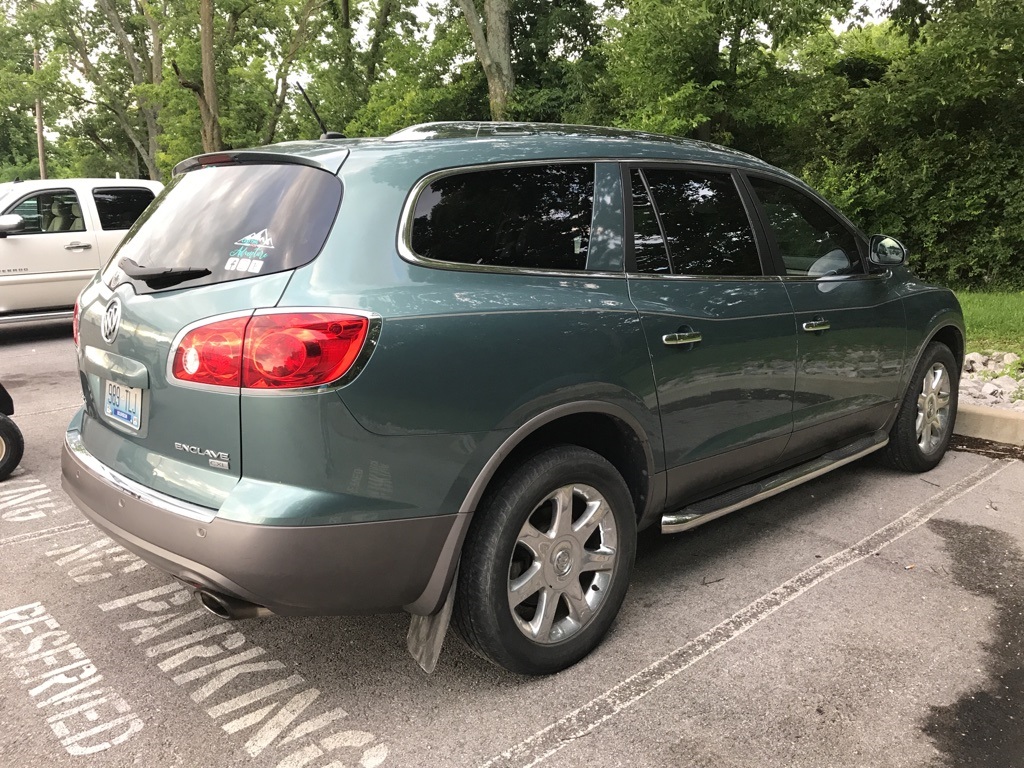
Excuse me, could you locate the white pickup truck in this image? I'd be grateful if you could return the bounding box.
[0,178,163,324]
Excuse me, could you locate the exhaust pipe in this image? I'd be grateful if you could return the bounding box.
[196,589,273,620]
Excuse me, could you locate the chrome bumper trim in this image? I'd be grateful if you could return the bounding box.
[65,430,217,523]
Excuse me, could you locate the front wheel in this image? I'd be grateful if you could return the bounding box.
[455,446,637,675]
[884,341,959,473]
[0,414,25,481]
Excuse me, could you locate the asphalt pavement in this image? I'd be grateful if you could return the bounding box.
[2,319,1022,768]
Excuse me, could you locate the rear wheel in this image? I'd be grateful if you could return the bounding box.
[0,414,25,481]
[884,341,958,473]
[455,445,636,675]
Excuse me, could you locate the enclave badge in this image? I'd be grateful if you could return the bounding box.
[101,297,122,344]
[174,441,231,470]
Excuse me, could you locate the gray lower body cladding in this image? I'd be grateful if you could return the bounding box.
[61,432,460,616]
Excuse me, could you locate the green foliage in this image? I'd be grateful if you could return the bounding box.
[344,4,489,137]
[803,1,1024,289]
[0,0,1022,291]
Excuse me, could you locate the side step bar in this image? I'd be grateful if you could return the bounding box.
[661,431,889,534]
[0,309,74,326]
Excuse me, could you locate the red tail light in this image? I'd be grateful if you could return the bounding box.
[242,313,369,389]
[171,317,249,387]
[72,300,80,348]
[171,312,370,390]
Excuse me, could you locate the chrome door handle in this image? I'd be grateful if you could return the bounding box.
[802,318,830,333]
[662,331,702,346]
[64,242,92,250]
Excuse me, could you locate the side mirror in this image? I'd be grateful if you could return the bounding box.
[868,234,906,267]
[0,213,25,239]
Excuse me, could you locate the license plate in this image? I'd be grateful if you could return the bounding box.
[103,380,142,431]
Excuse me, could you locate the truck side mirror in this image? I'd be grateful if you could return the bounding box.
[0,213,25,238]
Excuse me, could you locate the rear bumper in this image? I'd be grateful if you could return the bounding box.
[61,430,466,616]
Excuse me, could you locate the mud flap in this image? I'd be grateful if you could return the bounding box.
[406,567,457,674]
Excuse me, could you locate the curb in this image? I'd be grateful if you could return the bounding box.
[954,403,1024,447]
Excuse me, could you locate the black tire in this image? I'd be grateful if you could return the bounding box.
[455,445,637,675]
[0,414,25,481]
[884,341,959,473]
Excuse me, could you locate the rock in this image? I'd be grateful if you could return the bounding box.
[992,375,1020,392]
[981,382,1001,396]
[1004,352,1022,367]
[986,358,1002,372]
[965,352,986,372]
[960,378,982,393]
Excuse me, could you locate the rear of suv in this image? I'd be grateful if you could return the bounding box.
[63,123,964,675]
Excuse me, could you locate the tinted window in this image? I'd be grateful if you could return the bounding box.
[630,169,670,274]
[108,164,342,293]
[93,188,155,230]
[749,177,862,277]
[411,164,595,271]
[3,189,83,234]
[641,168,761,277]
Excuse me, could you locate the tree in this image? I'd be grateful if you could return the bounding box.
[23,0,166,179]
[172,0,222,152]
[344,3,488,136]
[457,0,513,120]
[597,0,854,141]
[0,5,38,179]
[803,1,1024,288]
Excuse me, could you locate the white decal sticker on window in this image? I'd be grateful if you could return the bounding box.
[234,229,274,249]
[223,252,267,274]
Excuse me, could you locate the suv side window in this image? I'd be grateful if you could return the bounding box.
[3,190,83,234]
[748,176,863,277]
[93,188,155,230]
[630,169,670,274]
[631,167,762,277]
[410,164,595,271]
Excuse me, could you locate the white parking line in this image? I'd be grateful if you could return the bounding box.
[16,404,82,417]
[0,520,92,547]
[0,476,73,522]
[482,459,1014,768]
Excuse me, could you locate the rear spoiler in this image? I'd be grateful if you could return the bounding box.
[173,146,350,177]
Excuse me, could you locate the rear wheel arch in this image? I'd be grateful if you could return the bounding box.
[461,403,655,524]
[402,403,655,618]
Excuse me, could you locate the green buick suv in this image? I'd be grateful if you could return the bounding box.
[62,122,963,676]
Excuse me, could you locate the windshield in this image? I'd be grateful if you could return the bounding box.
[105,163,343,293]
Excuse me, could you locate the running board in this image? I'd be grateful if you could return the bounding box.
[661,431,889,534]
[0,309,74,326]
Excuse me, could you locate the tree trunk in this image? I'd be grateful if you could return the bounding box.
[365,0,395,86]
[457,0,513,121]
[143,1,165,179]
[98,0,162,178]
[200,0,223,151]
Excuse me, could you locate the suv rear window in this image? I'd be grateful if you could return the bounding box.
[108,163,342,293]
[410,163,595,272]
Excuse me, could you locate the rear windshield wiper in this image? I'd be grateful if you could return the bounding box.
[119,257,212,290]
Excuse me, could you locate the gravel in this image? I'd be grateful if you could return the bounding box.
[959,351,1024,412]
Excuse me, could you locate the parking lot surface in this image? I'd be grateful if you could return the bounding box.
[2,320,1022,768]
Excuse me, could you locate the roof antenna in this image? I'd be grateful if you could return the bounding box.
[294,81,345,140]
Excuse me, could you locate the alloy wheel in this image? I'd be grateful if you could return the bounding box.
[506,483,619,645]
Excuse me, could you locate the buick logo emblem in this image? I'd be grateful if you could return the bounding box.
[101,298,122,344]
